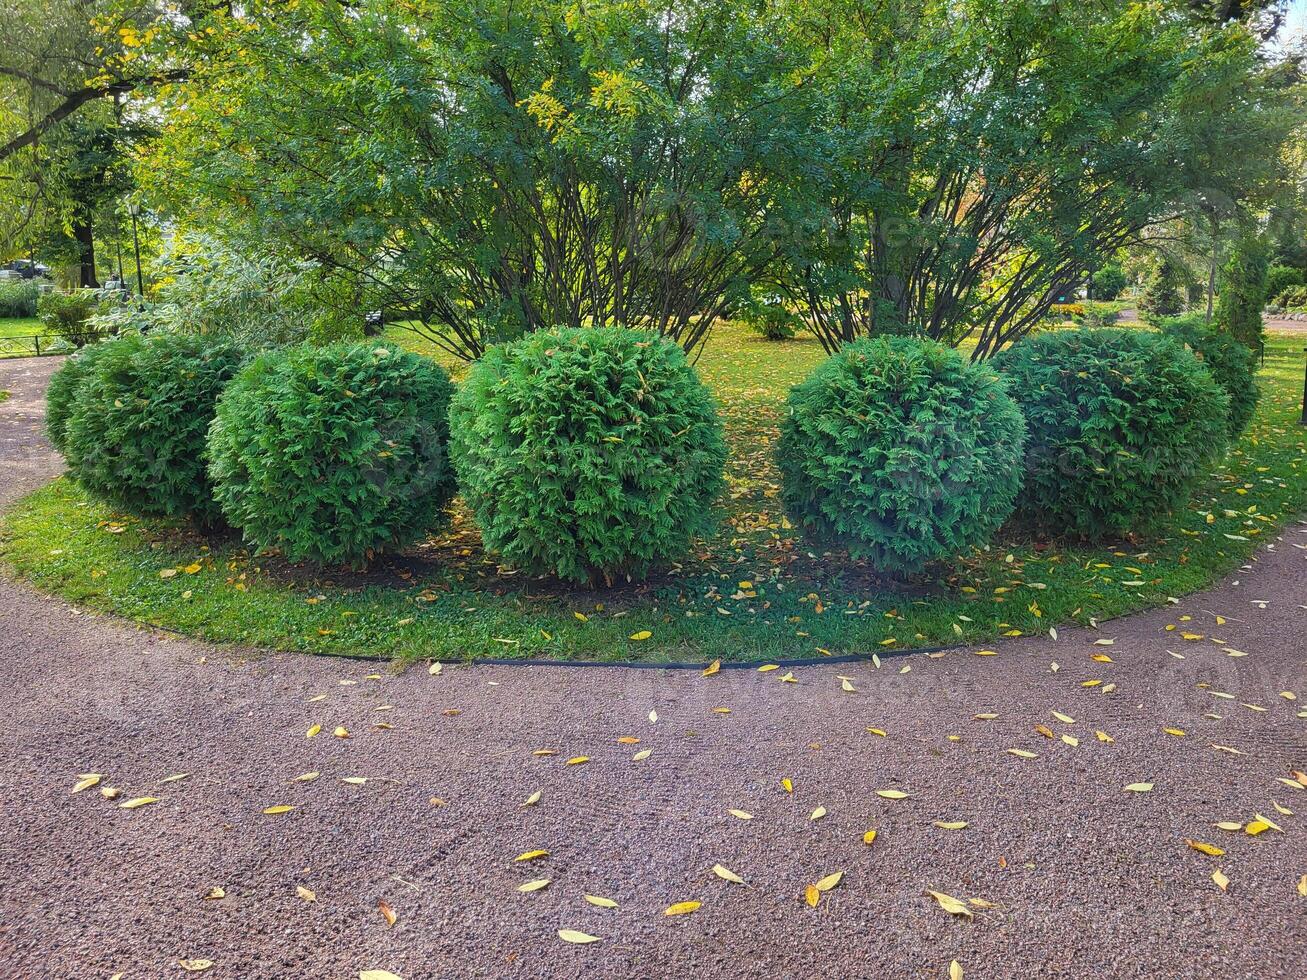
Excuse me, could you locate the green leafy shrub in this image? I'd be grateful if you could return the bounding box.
[1216,234,1269,350]
[777,337,1026,573]
[449,326,727,585]
[63,334,246,522]
[36,289,105,346]
[1161,315,1259,438]
[208,342,456,563]
[1138,258,1186,320]
[0,280,40,317]
[1264,264,1302,302]
[737,294,800,341]
[993,329,1229,538]
[1090,263,1128,301]
[1275,284,1307,310]
[45,340,119,454]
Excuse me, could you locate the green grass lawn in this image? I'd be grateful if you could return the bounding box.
[2,323,1304,663]
[0,317,44,339]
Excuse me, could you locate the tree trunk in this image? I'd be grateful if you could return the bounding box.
[1205,218,1219,323]
[73,211,98,289]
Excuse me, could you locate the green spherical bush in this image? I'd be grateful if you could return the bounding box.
[1161,319,1259,439]
[993,328,1230,538]
[63,333,246,522]
[778,337,1026,573]
[46,339,120,454]
[449,327,727,585]
[207,342,456,564]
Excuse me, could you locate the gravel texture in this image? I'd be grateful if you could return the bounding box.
[0,355,1305,979]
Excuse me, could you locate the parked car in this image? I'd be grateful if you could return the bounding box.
[0,259,51,280]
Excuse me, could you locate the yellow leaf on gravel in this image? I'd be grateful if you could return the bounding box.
[203,887,225,900]
[974,650,997,657]
[179,960,214,973]
[557,929,600,944]
[1215,821,1243,832]
[703,660,720,676]
[377,900,396,927]
[119,797,159,809]
[810,806,827,820]
[758,664,780,672]
[296,885,316,902]
[564,755,591,766]
[1185,839,1225,857]
[729,809,753,820]
[1123,783,1153,793]
[1051,711,1075,724]
[428,662,443,675]
[1244,820,1271,836]
[926,890,973,918]
[1298,874,1307,898]
[863,829,878,845]
[360,972,404,980]
[1163,728,1186,737]
[306,724,321,738]
[294,772,320,783]
[1006,749,1037,759]
[1092,638,1115,646]
[664,901,701,916]
[934,821,968,830]
[584,894,618,908]
[1096,731,1114,743]
[712,864,746,884]
[781,778,793,793]
[1091,654,1113,663]
[262,805,294,815]
[804,884,819,907]
[523,790,541,807]
[333,726,349,738]
[950,961,964,980]
[1212,869,1229,892]
[973,713,998,720]
[518,879,550,892]
[841,679,855,692]
[632,749,651,761]
[814,871,843,892]
[515,849,548,862]
[71,774,102,794]
[1061,735,1079,747]
[341,777,367,785]
[875,789,910,799]
[628,630,652,641]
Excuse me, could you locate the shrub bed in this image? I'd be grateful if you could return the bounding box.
[1161,315,1260,438]
[993,328,1229,538]
[45,340,119,454]
[449,326,727,585]
[778,337,1026,573]
[62,334,246,523]
[208,342,456,564]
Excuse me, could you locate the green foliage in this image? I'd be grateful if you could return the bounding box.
[0,280,40,317]
[1079,300,1124,328]
[1090,263,1128,301]
[36,289,103,344]
[1139,258,1186,320]
[44,339,117,454]
[1275,284,1307,310]
[449,326,726,585]
[1264,264,1302,302]
[208,342,456,564]
[1216,234,1270,349]
[63,333,246,523]
[737,294,801,341]
[1160,315,1260,438]
[993,329,1230,538]
[778,337,1025,573]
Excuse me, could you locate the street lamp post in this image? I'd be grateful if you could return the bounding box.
[128,202,145,304]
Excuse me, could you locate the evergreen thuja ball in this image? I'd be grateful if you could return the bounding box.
[449,326,727,585]
[778,336,1027,573]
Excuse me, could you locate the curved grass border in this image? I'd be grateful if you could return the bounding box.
[3,336,1304,666]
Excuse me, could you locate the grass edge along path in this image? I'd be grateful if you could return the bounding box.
[1,328,1304,664]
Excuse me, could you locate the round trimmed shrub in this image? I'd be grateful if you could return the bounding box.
[449,326,727,585]
[1161,316,1259,438]
[207,342,456,564]
[63,333,246,522]
[993,328,1230,538]
[45,339,120,454]
[778,337,1026,573]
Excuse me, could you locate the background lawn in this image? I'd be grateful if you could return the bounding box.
[0,317,44,338]
[3,322,1304,663]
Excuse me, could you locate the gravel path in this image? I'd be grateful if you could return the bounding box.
[1,356,1304,980]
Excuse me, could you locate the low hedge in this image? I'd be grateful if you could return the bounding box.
[207,342,456,564]
[449,326,727,585]
[1161,315,1259,438]
[62,333,246,523]
[778,337,1026,573]
[45,340,119,454]
[993,328,1230,538]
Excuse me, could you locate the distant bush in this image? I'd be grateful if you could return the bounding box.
[1216,235,1269,350]
[208,342,456,563]
[1050,302,1085,319]
[737,294,801,341]
[37,289,106,346]
[1264,264,1302,304]
[0,279,40,318]
[1161,315,1259,439]
[45,340,119,454]
[449,326,727,585]
[63,334,246,523]
[1090,263,1128,301]
[1139,258,1186,320]
[778,337,1026,573]
[1079,300,1123,328]
[993,329,1229,538]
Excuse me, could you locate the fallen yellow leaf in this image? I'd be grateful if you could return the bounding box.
[584,894,618,908]
[712,864,746,884]
[515,849,548,862]
[119,797,159,810]
[875,789,910,799]
[262,805,294,815]
[518,879,550,892]
[628,630,652,641]
[926,890,973,918]
[1185,839,1224,857]
[702,660,720,677]
[557,929,600,944]
[664,901,701,916]
[814,871,843,892]
[1123,783,1153,793]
